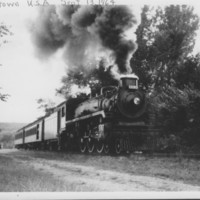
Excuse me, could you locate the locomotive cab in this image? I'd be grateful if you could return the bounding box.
[117,74,146,119]
[119,74,139,90]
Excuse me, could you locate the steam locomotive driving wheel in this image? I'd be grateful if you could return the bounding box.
[80,137,87,153]
[96,140,104,154]
[115,138,122,154]
[87,137,95,153]
[104,142,110,154]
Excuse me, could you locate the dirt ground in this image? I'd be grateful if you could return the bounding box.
[1,149,200,191]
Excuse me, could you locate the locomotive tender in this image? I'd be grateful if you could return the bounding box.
[15,74,151,154]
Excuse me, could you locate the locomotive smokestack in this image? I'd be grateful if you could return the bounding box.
[31,5,137,77]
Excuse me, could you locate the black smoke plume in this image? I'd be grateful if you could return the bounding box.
[31,5,137,76]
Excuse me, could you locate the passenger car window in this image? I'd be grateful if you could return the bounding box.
[61,107,65,117]
[36,124,39,139]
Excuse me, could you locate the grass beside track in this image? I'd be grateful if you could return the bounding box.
[0,154,92,192]
[1,149,200,191]
[11,150,200,187]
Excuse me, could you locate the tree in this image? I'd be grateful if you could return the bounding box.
[176,54,200,90]
[0,89,9,101]
[37,98,56,116]
[0,23,11,45]
[0,23,12,101]
[131,5,199,90]
[57,60,118,99]
[131,5,200,148]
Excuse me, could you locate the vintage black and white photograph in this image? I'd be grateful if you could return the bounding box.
[0,0,200,197]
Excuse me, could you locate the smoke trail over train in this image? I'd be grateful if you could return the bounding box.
[31,5,138,78]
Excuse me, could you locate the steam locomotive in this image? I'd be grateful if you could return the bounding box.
[15,74,155,154]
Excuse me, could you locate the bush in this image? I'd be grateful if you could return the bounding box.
[0,134,14,148]
[148,85,200,146]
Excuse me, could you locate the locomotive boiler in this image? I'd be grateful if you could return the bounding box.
[75,74,146,120]
[74,75,146,120]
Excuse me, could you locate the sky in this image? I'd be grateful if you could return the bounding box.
[1,0,200,123]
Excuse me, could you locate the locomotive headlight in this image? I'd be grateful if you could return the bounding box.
[134,97,141,105]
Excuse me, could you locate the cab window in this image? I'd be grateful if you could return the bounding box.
[122,78,138,89]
